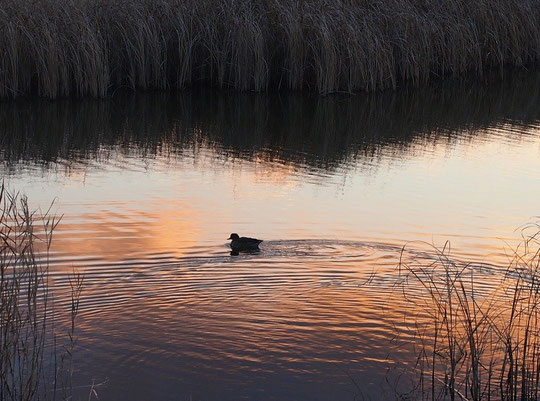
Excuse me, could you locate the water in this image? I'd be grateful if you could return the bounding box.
[1,75,540,400]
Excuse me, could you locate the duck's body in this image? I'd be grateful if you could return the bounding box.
[228,233,263,252]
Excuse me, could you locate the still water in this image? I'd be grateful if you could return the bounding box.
[1,75,540,400]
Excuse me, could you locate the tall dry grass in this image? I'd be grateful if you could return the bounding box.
[0,0,539,98]
[0,183,83,401]
[398,223,540,401]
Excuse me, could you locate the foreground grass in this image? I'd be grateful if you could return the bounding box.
[0,0,539,98]
[398,224,540,401]
[0,184,83,400]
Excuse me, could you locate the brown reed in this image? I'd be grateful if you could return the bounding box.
[0,0,539,98]
[0,183,83,400]
[398,223,540,400]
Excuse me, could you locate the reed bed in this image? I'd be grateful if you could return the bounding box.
[0,0,539,98]
[398,224,540,401]
[0,183,83,400]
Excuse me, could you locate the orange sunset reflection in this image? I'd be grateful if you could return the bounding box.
[51,202,202,265]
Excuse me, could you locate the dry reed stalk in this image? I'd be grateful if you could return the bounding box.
[0,183,83,401]
[0,0,539,98]
[398,223,540,401]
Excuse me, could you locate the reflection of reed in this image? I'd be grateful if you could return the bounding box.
[1,73,539,172]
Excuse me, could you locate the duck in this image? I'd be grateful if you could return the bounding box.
[228,233,263,253]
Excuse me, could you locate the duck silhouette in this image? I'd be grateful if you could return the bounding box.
[228,233,263,255]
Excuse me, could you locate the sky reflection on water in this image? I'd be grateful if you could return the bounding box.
[1,74,540,400]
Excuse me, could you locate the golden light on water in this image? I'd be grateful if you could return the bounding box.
[2,85,540,400]
[52,204,202,263]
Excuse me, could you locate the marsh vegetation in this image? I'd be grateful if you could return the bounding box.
[1,0,539,98]
[398,224,540,401]
[0,184,83,401]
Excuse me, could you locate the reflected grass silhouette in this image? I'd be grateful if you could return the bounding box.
[1,72,540,174]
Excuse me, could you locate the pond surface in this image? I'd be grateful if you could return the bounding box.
[1,75,540,400]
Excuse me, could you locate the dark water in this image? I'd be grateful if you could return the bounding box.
[1,74,540,400]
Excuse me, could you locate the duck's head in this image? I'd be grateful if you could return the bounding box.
[228,233,240,240]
